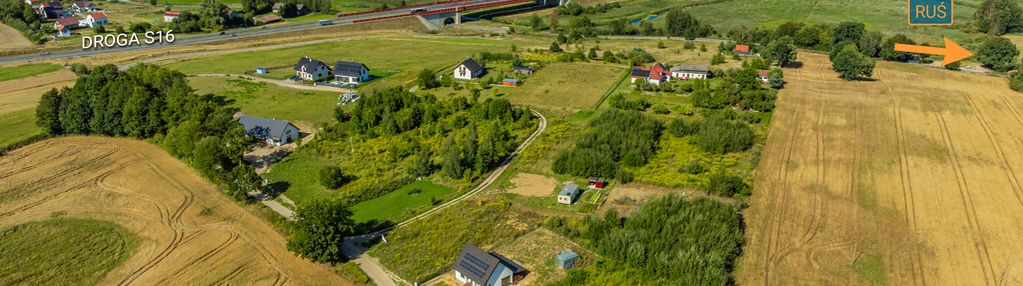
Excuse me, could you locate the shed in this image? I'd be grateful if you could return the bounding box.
[511,66,534,74]
[256,67,268,75]
[502,78,518,86]
[557,183,580,205]
[555,250,580,269]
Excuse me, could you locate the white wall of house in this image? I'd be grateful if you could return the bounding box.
[486,265,514,286]
[454,64,477,80]
[297,65,329,81]
[673,72,707,79]
[558,194,572,204]
[163,15,178,22]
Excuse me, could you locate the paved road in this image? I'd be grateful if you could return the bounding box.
[0,0,519,64]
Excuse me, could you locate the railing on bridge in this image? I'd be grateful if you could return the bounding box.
[336,0,471,17]
[414,0,533,16]
[345,0,537,24]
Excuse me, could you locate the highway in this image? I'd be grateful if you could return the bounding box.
[0,0,527,64]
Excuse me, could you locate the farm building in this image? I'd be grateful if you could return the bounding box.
[334,61,370,84]
[630,62,671,85]
[502,78,518,86]
[757,69,770,83]
[586,177,606,189]
[454,57,485,80]
[253,14,282,25]
[555,250,579,270]
[453,243,527,286]
[670,64,709,80]
[83,11,107,28]
[163,11,180,22]
[511,66,534,74]
[70,1,97,13]
[237,114,300,146]
[557,183,580,205]
[272,3,309,15]
[734,44,752,56]
[294,56,331,81]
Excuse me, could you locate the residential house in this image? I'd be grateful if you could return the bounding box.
[53,17,79,33]
[253,14,282,25]
[237,114,300,146]
[70,1,97,13]
[757,69,770,83]
[453,243,527,286]
[163,11,180,22]
[222,6,238,18]
[24,0,43,6]
[734,44,752,56]
[454,57,485,80]
[334,61,370,84]
[82,11,107,28]
[557,183,580,205]
[38,2,67,19]
[555,250,579,270]
[55,23,71,37]
[670,64,709,80]
[511,66,533,75]
[294,56,331,81]
[630,62,671,85]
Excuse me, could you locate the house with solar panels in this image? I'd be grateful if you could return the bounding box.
[453,243,526,286]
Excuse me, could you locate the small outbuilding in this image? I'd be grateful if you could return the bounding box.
[453,243,526,286]
[757,69,770,83]
[557,183,580,205]
[511,66,533,75]
[163,11,181,22]
[502,78,518,87]
[587,177,606,189]
[255,67,268,74]
[555,250,580,270]
[670,64,709,80]
[734,44,752,56]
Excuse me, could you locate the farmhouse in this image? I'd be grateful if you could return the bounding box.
[453,243,527,286]
[294,56,331,81]
[253,14,282,25]
[237,114,300,146]
[670,64,709,80]
[734,44,752,56]
[163,11,180,22]
[334,61,370,84]
[454,57,485,80]
[83,11,107,28]
[557,183,580,205]
[630,62,671,85]
[70,1,97,13]
[757,69,770,83]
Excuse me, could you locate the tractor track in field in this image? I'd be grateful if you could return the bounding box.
[961,93,1023,210]
[936,113,996,286]
[762,108,802,285]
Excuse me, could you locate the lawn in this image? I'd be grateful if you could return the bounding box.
[0,109,43,150]
[262,151,336,204]
[503,62,625,110]
[187,77,339,126]
[0,64,62,82]
[165,37,530,88]
[0,218,138,286]
[350,180,457,223]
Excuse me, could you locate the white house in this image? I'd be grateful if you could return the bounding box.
[293,56,331,81]
[53,17,79,37]
[557,183,580,205]
[163,11,180,22]
[237,114,300,146]
[757,69,770,83]
[70,1,97,13]
[453,243,526,286]
[82,11,107,28]
[334,61,370,84]
[454,57,485,80]
[670,64,709,80]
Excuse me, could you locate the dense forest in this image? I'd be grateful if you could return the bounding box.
[34,64,260,201]
[552,109,661,180]
[549,195,743,285]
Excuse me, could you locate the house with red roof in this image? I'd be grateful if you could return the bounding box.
[52,17,80,37]
[630,62,672,85]
[164,11,181,22]
[757,69,770,83]
[83,11,107,27]
[734,44,752,56]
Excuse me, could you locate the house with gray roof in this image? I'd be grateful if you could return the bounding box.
[670,64,709,80]
[557,183,580,205]
[454,57,485,80]
[334,61,369,84]
[294,56,330,81]
[453,243,526,286]
[237,114,300,146]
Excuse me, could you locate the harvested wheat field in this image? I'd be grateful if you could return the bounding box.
[0,70,76,114]
[0,137,350,285]
[0,24,32,51]
[738,52,1023,286]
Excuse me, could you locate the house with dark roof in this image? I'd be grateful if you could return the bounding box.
[454,57,485,80]
[511,66,533,75]
[253,14,282,25]
[71,1,97,13]
[630,62,671,85]
[453,243,526,286]
[37,2,67,19]
[237,114,300,146]
[294,56,331,81]
[334,61,369,84]
[557,183,580,205]
[670,64,709,80]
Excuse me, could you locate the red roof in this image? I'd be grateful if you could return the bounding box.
[89,11,106,19]
[734,44,751,53]
[757,69,770,77]
[650,62,668,74]
[55,17,79,26]
[164,11,181,16]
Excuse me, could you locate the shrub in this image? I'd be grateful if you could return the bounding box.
[319,166,347,189]
[667,117,698,137]
[695,117,756,154]
[1011,71,1023,91]
[679,159,705,174]
[705,173,750,197]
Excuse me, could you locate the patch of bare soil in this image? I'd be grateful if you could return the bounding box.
[508,172,558,197]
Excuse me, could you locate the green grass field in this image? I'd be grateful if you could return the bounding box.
[263,151,335,203]
[504,62,625,110]
[165,37,529,88]
[0,218,138,286]
[350,180,457,223]
[0,64,62,82]
[188,77,339,126]
[0,109,43,150]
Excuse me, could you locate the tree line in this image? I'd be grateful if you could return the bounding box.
[34,64,261,201]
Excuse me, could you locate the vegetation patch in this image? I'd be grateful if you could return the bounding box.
[0,108,42,150]
[188,77,339,126]
[0,218,138,286]
[350,180,456,224]
[0,64,61,81]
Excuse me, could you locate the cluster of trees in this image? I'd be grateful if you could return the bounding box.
[287,199,355,263]
[669,116,755,155]
[35,64,260,201]
[560,195,743,284]
[975,0,1023,35]
[0,0,46,44]
[606,8,715,39]
[168,0,251,32]
[555,2,620,16]
[552,109,661,180]
[691,61,779,111]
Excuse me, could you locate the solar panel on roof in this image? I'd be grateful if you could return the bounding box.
[459,254,490,278]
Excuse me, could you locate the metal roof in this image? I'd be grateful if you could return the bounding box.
[294,56,328,72]
[238,114,296,141]
[334,61,367,77]
[556,250,579,261]
[670,65,709,73]
[559,183,579,197]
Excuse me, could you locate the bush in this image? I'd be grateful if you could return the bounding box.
[679,159,705,174]
[695,117,756,154]
[1011,71,1023,91]
[667,117,699,137]
[319,166,347,189]
[977,36,1019,72]
[705,173,750,197]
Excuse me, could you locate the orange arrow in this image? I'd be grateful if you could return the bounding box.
[894,37,973,66]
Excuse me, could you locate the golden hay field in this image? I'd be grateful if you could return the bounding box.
[0,23,32,51]
[0,137,351,285]
[738,52,1023,285]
